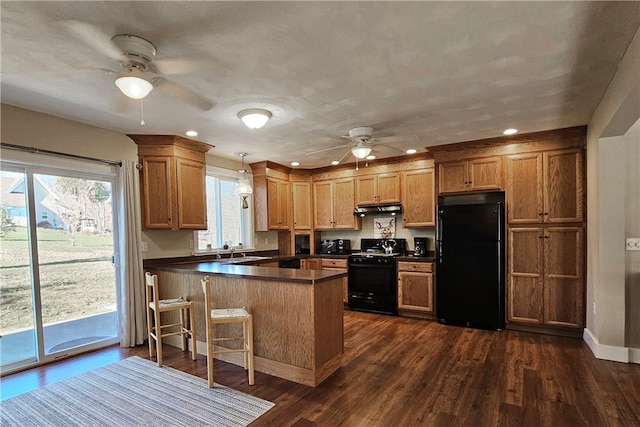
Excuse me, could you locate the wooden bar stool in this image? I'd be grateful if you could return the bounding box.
[201,276,254,387]
[145,272,197,367]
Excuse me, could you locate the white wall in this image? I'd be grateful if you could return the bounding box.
[585,26,640,363]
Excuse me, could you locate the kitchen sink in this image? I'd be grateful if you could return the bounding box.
[215,256,272,264]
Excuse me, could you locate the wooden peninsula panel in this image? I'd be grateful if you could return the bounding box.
[150,264,345,387]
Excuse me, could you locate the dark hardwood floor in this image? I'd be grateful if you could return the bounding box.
[3,310,639,426]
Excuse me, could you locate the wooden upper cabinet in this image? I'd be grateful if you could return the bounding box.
[292,181,312,230]
[507,149,583,224]
[438,157,502,193]
[401,168,435,228]
[333,178,358,229]
[176,158,207,229]
[132,135,209,231]
[356,173,400,205]
[544,149,583,223]
[313,178,359,230]
[140,156,174,229]
[265,178,290,230]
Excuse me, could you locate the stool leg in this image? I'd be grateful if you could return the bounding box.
[206,321,214,388]
[247,315,255,386]
[189,303,197,360]
[180,308,187,352]
[155,309,163,367]
[147,305,154,358]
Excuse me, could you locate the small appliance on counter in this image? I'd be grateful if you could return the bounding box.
[319,239,351,254]
[413,237,428,257]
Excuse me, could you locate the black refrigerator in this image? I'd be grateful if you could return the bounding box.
[435,192,505,331]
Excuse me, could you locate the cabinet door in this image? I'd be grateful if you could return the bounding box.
[141,156,173,229]
[377,173,401,204]
[438,161,468,193]
[276,179,290,229]
[313,181,334,229]
[506,153,544,224]
[402,168,435,227]
[333,178,357,229]
[355,175,377,205]
[543,227,584,328]
[267,178,290,229]
[397,271,433,313]
[292,182,312,230]
[176,158,206,229]
[469,157,502,191]
[507,228,544,324]
[544,149,583,223]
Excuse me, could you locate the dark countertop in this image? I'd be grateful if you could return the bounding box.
[149,261,347,285]
[396,256,436,262]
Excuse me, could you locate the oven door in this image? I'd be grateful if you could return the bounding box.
[348,260,398,315]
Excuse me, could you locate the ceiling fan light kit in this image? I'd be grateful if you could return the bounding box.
[351,145,373,159]
[238,108,272,129]
[114,66,154,100]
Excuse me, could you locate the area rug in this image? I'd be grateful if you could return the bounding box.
[0,356,274,427]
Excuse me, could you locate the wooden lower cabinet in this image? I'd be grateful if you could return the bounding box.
[397,261,434,314]
[507,226,584,329]
[321,258,349,304]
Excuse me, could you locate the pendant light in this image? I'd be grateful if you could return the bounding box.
[235,153,253,209]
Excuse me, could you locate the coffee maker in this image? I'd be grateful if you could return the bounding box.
[413,237,428,257]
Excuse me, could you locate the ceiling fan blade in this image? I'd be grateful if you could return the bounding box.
[305,143,353,156]
[57,20,124,61]
[151,59,201,76]
[374,144,405,155]
[374,134,419,144]
[153,77,214,111]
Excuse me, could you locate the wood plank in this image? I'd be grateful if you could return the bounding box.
[3,310,639,426]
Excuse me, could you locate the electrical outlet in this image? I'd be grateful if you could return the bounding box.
[626,238,640,251]
[189,240,194,249]
[140,241,148,252]
[264,237,269,245]
[593,302,596,315]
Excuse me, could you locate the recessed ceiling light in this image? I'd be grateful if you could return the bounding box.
[406,149,417,154]
[185,130,198,137]
[331,161,340,165]
[291,161,300,167]
[366,155,376,160]
[503,128,518,135]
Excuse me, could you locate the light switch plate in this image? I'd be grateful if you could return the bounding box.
[626,238,640,251]
[140,241,148,252]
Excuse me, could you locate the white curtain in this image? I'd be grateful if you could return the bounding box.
[117,160,146,347]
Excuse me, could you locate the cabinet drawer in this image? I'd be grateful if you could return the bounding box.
[397,261,433,273]
[322,259,348,269]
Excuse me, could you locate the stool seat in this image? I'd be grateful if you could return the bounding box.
[201,276,254,388]
[145,272,197,367]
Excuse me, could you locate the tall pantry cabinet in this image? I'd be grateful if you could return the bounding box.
[506,147,585,330]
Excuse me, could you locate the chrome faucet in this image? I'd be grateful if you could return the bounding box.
[216,249,221,259]
[230,247,235,259]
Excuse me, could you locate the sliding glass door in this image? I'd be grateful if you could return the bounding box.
[0,165,119,373]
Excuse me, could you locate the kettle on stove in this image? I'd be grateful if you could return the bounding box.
[413,237,427,257]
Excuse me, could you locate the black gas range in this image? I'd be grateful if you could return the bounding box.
[348,238,407,315]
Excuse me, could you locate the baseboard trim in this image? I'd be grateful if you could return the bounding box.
[583,328,636,363]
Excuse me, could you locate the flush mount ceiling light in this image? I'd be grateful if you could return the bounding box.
[235,153,253,209]
[114,67,154,99]
[351,144,373,159]
[238,108,272,129]
[291,161,300,167]
[503,128,518,135]
[406,149,417,154]
[185,130,198,137]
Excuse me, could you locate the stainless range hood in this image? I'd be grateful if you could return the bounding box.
[353,203,403,217]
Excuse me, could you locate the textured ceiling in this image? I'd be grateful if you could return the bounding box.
[1,1,638,168]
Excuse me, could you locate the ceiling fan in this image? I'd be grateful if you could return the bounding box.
[58,20,213,111]
[306,126,419,166]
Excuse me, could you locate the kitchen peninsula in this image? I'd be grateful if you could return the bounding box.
[146,260,346,387]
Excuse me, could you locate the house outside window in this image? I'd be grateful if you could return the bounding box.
[195,167,254,252]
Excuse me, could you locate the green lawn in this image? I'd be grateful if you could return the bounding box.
[0,227,116,333]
